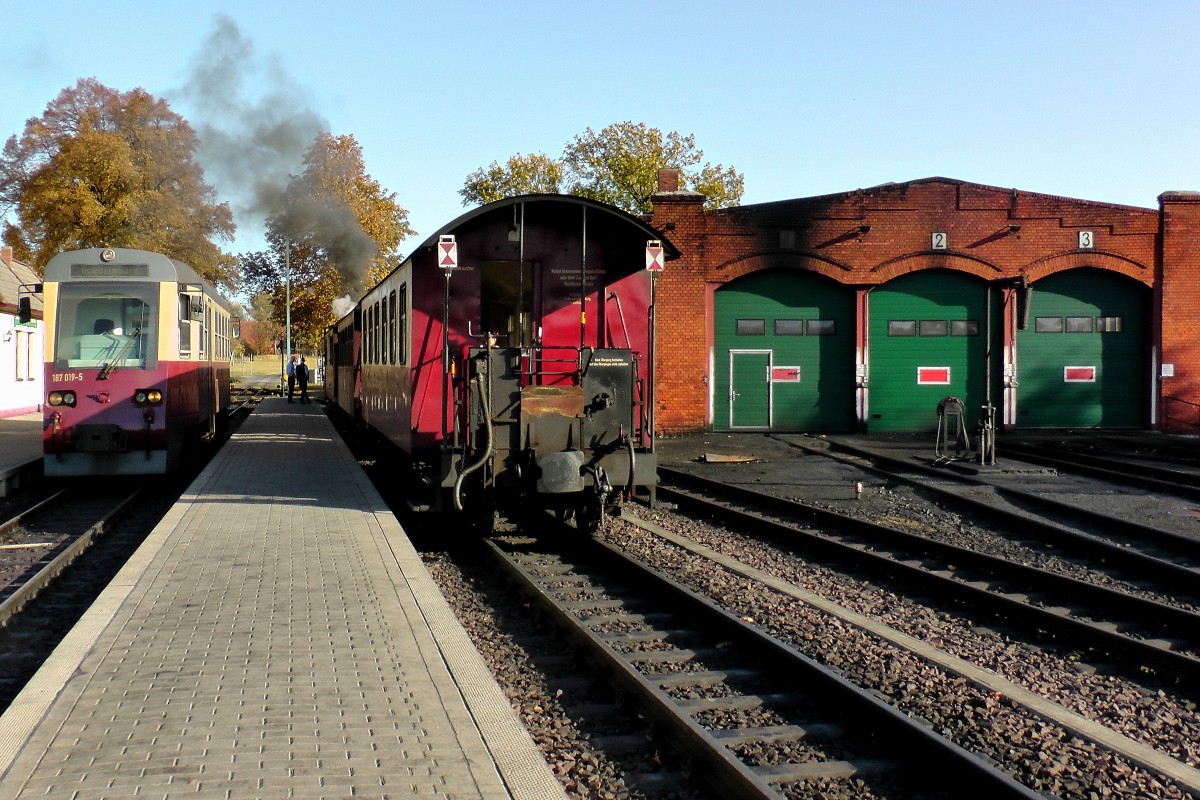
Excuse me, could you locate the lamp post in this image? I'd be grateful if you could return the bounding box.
[285,240,292,363]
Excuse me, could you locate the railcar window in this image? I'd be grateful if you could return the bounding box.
[1035,317,1064,333]
[398,285,407,364]
[951,320,979,336]
[374,301,381,364]
[364,305,372,365]
[774,319,804,335]
[736,319,766,335]
[1065,316,1094,333]
[888,320,917,336]
[1097,316,1123,333]
[389,290,397,365]
[807,319,836,336]
[54,282,158,369]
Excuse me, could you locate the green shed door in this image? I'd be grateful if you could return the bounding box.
[714,270,855,431]
[868,270,1000,433]
[1016,269,1146,428]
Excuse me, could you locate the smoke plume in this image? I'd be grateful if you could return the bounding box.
[177,15,377,296]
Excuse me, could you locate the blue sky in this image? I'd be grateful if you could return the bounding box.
[3,1,1199,257]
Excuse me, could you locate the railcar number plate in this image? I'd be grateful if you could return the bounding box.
[51,372,85,382]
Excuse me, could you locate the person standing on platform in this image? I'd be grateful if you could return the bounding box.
[286,355,297,402]
[296,356,310,404]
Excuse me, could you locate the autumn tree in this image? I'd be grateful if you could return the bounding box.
[459,121,744,214]
[460,153,564,205]
[239,132,412,352]
[0,78,236,285]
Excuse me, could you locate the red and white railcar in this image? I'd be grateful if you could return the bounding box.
[329,195,677,529]
[40,247,231,475]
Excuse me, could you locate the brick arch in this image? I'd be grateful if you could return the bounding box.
[1021,251,1152,287]
[870,251,1001,283]
[714,251,852,284]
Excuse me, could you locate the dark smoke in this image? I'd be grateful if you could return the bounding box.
[176,15,377,295]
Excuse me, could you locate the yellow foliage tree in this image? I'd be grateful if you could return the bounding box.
[240,133,413,352]
[0,78,236,285]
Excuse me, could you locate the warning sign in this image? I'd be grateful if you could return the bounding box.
[645,240,664,272]
[438,235,457,270]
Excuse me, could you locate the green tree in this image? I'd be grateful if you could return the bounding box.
[459,121,744,214]
[0,78,236,285]
[240,133,413,351]
[460,153,564,205]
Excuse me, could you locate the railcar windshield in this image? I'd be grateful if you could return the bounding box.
[53,282,158,370]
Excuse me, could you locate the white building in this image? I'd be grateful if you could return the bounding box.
[0,246,44,418]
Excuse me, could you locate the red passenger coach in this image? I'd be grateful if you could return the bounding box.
[330,195,677,530]
[41,248,232,476]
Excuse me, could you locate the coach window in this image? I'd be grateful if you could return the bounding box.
[888,320,917,336]
[389,290,397,364]
[374,301,382,364]
[398,285,408,364]
[1097,316,1123,333]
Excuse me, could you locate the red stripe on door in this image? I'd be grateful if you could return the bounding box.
[917,367,951,385]
[1064,366,1096,382]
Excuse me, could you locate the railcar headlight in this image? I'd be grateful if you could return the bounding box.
[47,391,76,407]
[133,388,163,406]
[64,391,76,406]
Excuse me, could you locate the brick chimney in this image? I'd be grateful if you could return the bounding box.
[0,246,12,269]
[657,168,680,193]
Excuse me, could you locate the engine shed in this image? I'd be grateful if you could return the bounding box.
[647,173,1200,435]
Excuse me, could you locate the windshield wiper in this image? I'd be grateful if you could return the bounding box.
[98,326,142,380]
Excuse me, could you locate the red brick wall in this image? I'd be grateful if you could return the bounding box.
[1159,192,1200,434]
[650,177,1165,433]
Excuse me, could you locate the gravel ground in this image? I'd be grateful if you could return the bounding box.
[419,431,1200,799]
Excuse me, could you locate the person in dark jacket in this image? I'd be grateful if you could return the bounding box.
[296,356,310,404]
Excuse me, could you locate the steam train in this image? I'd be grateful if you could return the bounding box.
[326,195,676,530]
[39,247,232,475]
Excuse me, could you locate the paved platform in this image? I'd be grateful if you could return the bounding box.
[0,411,42,497]
[0,398,566,800]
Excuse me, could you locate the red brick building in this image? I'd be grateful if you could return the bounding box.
[647,172,1200,435]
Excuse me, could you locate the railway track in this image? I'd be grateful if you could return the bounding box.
[0,394,261,712]
[659,466,1200,688]
[486,529,1041,800]
[0,485,141,625]
[771,437,1200,596]
[999,439,1200,499]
